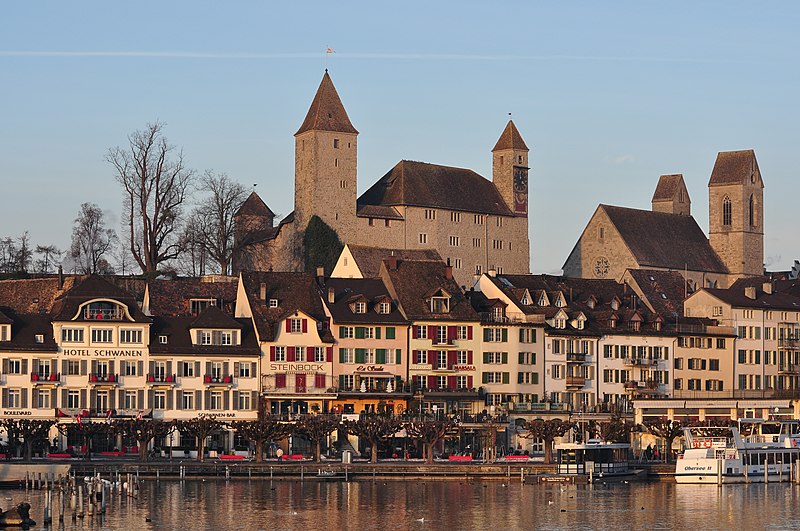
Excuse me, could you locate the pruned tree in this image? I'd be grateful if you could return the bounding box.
[230,416,291,463]
[176,414,222,462]
[57,421,112,461]
[344,415,402,464]
[34,245,62,274]
[70,202,117,274]
[594,415,633,444]
[404,418,456,464]
[0,419,55,461]
[478,416,504,463]
[518,418,574,464]
[295,414,339,463]
[191,171,247,275]
[116,419,172,462]
[106,121,194,274]
[643,417,683,462]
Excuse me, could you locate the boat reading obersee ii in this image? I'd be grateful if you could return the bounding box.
[675,418,800,484]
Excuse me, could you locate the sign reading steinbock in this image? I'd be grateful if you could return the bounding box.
[269,363,325,372]
[62,349,145,357]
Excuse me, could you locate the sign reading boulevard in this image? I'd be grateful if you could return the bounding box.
[61,349,145,357]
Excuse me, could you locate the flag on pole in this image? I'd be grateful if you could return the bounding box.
[326,47,335,54]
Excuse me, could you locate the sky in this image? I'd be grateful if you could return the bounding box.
[2,2,799,275]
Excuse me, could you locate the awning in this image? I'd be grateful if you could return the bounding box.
[683,400,738,408]
[737,400,792,409]
[634,400,685,409]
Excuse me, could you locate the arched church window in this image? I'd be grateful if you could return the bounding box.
[722,197,732,226]
[749,194,756,227]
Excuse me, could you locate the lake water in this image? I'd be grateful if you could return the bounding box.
[12,479,800,530]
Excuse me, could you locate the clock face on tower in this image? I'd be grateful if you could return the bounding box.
[594,256,610,278]
[513,167,528,192]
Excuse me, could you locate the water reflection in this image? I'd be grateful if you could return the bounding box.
[13,479,800,530]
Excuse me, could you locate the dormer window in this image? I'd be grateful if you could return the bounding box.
[269,299,279,308]
[0,325,8,342]
[654,321,662,331]
[611,299,620,311]
[198,330,237,346]
[520,294,529,305]
[609,318,617,329]
[492,307,505,321]
[190,298,217,316]
[430,292,450,314]
[378,302,391,315]
[159,335,168,344]
[555,318,566,329]
[35,334,44,344]
[83,301,124,321]
[354,302,367,314]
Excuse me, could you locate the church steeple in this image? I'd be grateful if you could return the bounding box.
[295,71,358,136]
[492,120,529,217]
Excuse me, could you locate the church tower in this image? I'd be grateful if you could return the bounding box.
[492,120,529,216]
[294,71,359,236]
[708,150,764,278]
[651,174,691,216]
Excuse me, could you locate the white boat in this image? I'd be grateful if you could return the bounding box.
[675,419,800,484]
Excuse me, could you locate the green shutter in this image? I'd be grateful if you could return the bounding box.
[355,327,365,339]
[483,352,490,364]
[502,372,509,384]
[517,372,524,384]
[355,349,366,364]
[386,327,395,340]
[532,329,537,343]
[339,348,346,363]
[339,327,346,339]
[376,349,386,364]
[518,352,524,364]
[482,372,489,384]
[502,352,508,364]
[501,329,508,342]
[395,349,402,364]
[532,373,539,384]
[339,375,345,389]
[519,329,525,342]
[375,327,381,339]
[483,328,491,342]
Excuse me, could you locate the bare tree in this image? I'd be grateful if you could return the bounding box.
[518,418,574,464]
[191,171,247,275]
[175,414,222,462]
[230,416,291,463]
[34,245,62,274]
[295,414,339,462]
[106,121,194,274]
[70,203,117,274]
[116,419,172,462]
[344,415,402,463]
[405,418,456,464]
[644,417,683,462]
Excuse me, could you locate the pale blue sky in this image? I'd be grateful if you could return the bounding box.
[2,2,798,274]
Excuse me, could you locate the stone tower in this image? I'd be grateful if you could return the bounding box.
[708,150,764,277]
[492,120,529,216]
[651,174,691,215]
[234,192,275,241]
[294,71,359,237]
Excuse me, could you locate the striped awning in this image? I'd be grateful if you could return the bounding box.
[737,400,792,409]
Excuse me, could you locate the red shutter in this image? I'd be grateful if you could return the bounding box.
[276,374,286,388]
[412,350,419,364]
[467,326,473,340]
[427,375,437,390]
[302,319,308,333]
[467,376,473,389]
[287,347,295,362]
[448,326,457,342]
[326,347,333,362]
[270,346,276,362]
[307,346,314,360]
[467,350,473,364]
[315,373,326,389]
[412,326,418,339]
[447,351,457,369]
[285,320,291,333]
[448,376,457,389]
[428,326,436,341]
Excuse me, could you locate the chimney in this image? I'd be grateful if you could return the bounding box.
[58,265,64,289]
[328,287,335,304]
[744,286,756,300]
[316,266,325,280]
[388,256,398,271]
[259,282,267,301]
[763,282,773,295]
[444,265,453,280]
[488,269,497,278]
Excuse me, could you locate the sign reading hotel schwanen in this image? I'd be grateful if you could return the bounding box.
[61,348,145,357]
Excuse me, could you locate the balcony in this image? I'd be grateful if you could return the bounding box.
[622,357,656,367]
[431,337,455,346]
[83,308,123,321]
[566,352,586,363]
[31,373,60,385]
[779,364,800,375]
[565,376,586,388]
[624,380,661,395]
[146,373,177,385]
[203,374,233,386]
[779,338,800,349]
[88,373,118,385]
[262,383,335,395]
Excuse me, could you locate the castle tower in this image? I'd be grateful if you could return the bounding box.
[492,120,529,216]
[234,192,274,242]
[651,174,691,215]
[294,71,359,236]
[708,150,764,277]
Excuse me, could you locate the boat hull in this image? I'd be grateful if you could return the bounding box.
[0,463,72,487]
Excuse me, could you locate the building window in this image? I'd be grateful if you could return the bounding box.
[485,352,503,364]
[182,392,194,410]
[315,347,326,363]
[474,215,484,225]
[269,299,279,308]
[473,238,481,248]
[355,302,367,314]
[457,351,468,364]
[341,348,354,364]
[153,391,166,410]
[6,389,20,409]
[333,138,339,149]
[91,329,113,343]
[274,347,286,362]
[36,390,50,409]
[238,392,251,410]
[437,351,448,369]
[749,194,756,226]
[290,319,303,333]
[378,302,391,314]
[120,329,142,344]
[159,335,168,344]
[238,363,251,378]
[451,212,461,223]
[62,328,84,343]
[340,327,355,339]
[457,326,469,340]
[181,361,195,377]
[67,360,80,375]
[419,233,428,244]
[295,347,306,362]
[424,209,436,220]
[449,236,460,247]
[125,362,138,376]
[7,359,22,374]
[496,217,503,228]
[210,391,223,410]
[430,296,450,314]
[454,258,462,269]
[492,240,504,250]
[190,299,216,315]
[68,390,80,409]
[722,196,732,226]
[415,325,428,339]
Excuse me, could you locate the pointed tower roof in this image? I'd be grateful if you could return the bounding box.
[651,174,688,202]
[708,149,763,187]
[295,71,358,136]
[492,120,528,152]
[235,191,275,218]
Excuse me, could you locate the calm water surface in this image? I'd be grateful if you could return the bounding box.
[13,479,800,530]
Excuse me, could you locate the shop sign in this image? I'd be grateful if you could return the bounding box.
[62,348,145,357]
[452,365,476,371]
[356,365,385,372]
[269,363,325,372]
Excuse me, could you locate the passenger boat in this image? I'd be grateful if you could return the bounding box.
[675,419,800,484]
[531,439,643,484]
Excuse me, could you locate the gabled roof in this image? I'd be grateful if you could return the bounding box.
[651,174,688,202]
[240,271,331,342]
[708,149,763,187]
[345,245,442,279]
[235,192,275,218]
[380,259,478,322]
[358,160,512,215]
[191,306,244,329]
[323,278,407,325]
[492,120,529,152]
[146,277,237,316]
[295,71,358,136]
[600,205,728,273]
[625,269,688,317]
